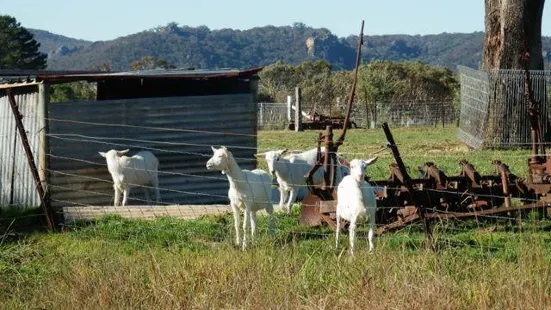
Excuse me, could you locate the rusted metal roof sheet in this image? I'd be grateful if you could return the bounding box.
[0,67,263,85]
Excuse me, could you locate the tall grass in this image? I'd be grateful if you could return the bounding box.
[0,127,549,309]
[0,213,550,309]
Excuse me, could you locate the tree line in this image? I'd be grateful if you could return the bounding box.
[0,14,459,107]
[258,59,459,118]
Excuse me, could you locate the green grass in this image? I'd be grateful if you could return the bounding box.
[257,127,530,180]
[0,126,549,309]
[1,213,550,309]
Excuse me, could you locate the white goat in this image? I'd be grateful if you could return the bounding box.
[257,147,349,214]
[336,157,378,255]
[99,149,160,206]
[206,146,274,250]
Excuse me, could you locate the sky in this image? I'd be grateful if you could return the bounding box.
[3,0,551,41]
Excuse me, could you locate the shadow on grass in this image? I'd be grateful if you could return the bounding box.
[0,207,50,243]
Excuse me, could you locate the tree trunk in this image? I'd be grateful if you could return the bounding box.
[482,0,545,147]
[483,0,545,71]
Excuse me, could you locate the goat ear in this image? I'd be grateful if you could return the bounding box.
[211,146,218,152]
[280,148,288,155]
[364,157,378,166]
[117,149,130,156]
[254,152,266,158]
[98,152,106,158]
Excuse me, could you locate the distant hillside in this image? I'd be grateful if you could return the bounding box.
[30,29,92,59]
[30,23,551,71]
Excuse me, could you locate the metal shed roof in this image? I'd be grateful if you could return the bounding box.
[0,67,263,86]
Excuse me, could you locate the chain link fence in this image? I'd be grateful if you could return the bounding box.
[257,101,458,130]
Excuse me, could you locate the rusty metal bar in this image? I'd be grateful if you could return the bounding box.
[304,132,324,192]
[382,122,434,248]
[382,123,411,183]
[377,212,420,235]
[305,127,338,200]
[322,126,335,190]
[378,201,551,234]
[6,88,54,230]
[521,49,545,162]
[501,170,512,208]
[428,201,551,220]
[336,20,364,147]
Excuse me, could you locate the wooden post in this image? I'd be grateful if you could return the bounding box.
[295,87,302,132]
[38,84,49,193]
[287,95,292,122]
[259,102,264,129]
[441,97,445,128]
[7,88,54,230]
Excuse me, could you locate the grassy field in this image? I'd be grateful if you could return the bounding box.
[1,126,550,309]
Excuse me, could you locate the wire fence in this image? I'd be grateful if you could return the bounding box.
[1,110,551,256]
[257,101,458,130]
[458,66,551,149]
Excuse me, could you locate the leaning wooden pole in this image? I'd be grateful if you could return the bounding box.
[6,88,55,230]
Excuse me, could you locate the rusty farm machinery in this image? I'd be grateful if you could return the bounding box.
[298,28,551,238]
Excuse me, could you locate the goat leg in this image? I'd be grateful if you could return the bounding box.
[242,207,250,250]
[231,202,240,247]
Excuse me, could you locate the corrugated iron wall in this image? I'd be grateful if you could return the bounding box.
[0,87,41,207]
[48,94,257,208]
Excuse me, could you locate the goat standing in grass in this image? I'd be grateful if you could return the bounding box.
[336,157,378,255]
[99,149,160,206]
[206,146,274,250]
[257,147,350,214]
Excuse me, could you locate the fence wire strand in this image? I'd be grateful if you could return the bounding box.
[2,109,551,256]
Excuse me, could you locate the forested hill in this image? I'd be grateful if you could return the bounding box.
[29,23,551,71]
[30,29,93,58]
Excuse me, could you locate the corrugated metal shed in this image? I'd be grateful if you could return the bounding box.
[0,67,262,211]
[0,87,41,207]
[48,94,257,208]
